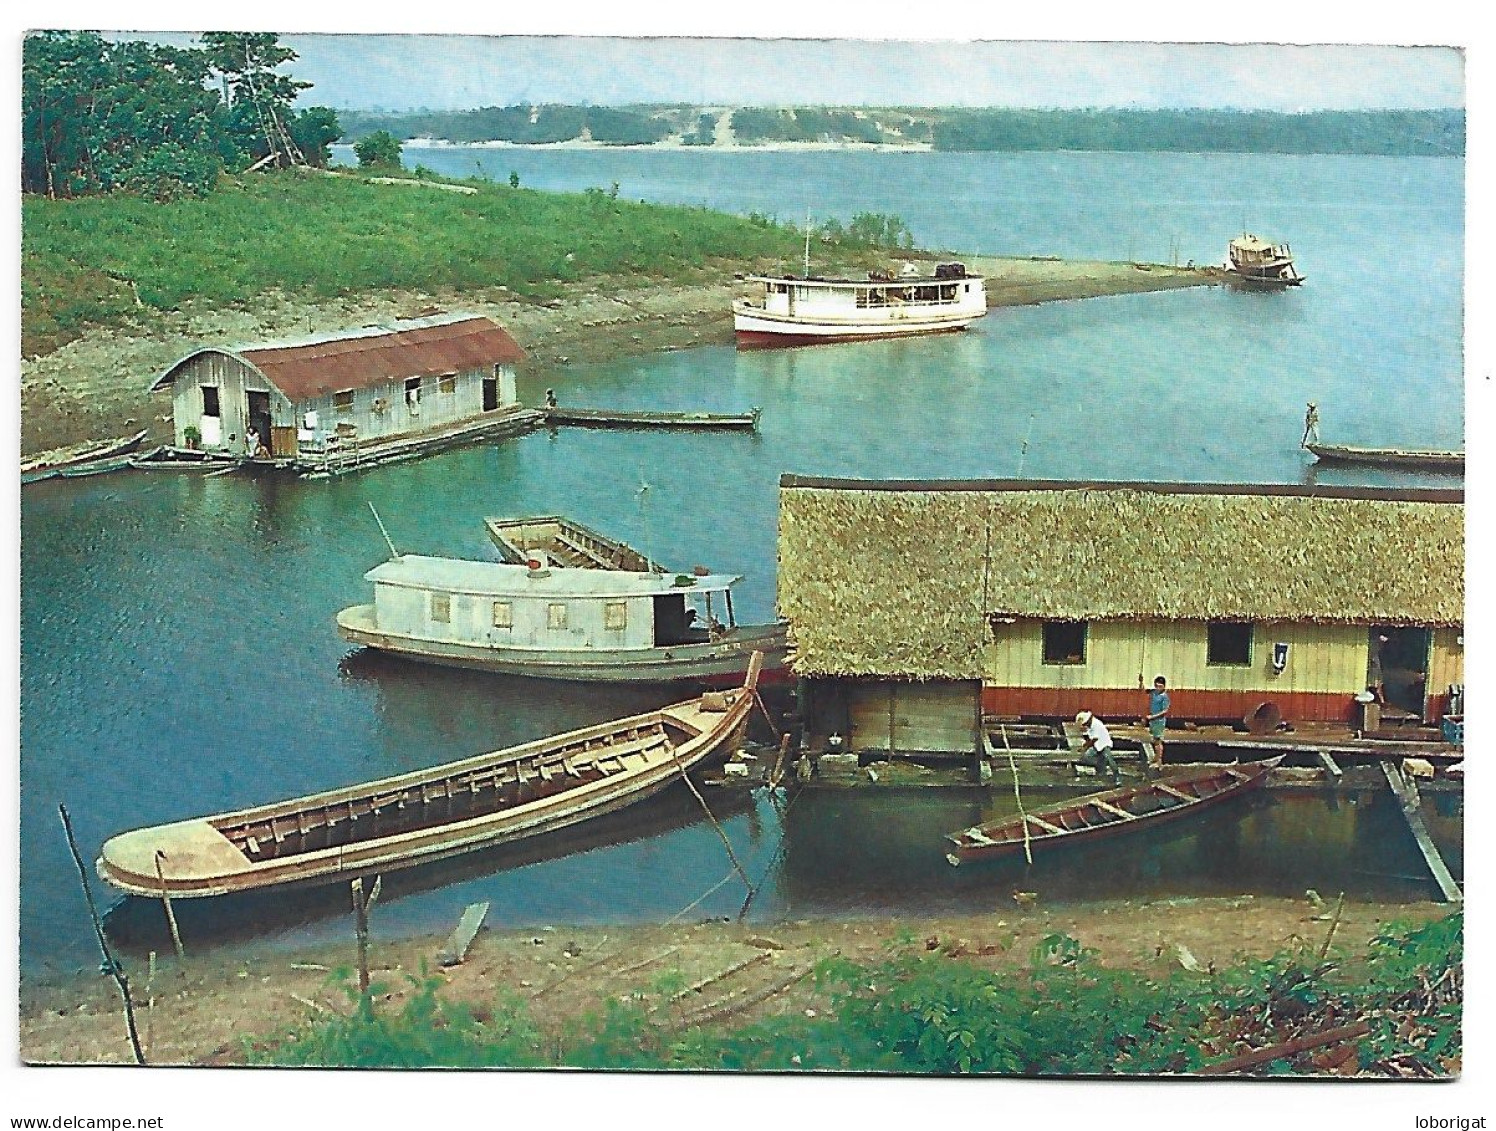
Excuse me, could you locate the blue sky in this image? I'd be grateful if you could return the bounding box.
[109,32,1464,114]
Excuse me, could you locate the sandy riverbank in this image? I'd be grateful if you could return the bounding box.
[19,894,1441,1067]
[19,257,1217,460]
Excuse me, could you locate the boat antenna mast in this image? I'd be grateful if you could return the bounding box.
[368,501,401,560]
[803,208,812,279]
[636,472,659,573]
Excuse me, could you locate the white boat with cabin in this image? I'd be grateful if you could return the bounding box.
[733,263,987,347]
[337,517,788,683]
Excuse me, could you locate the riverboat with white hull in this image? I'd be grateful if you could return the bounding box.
[338,523,788,683]
[733,263,987,347]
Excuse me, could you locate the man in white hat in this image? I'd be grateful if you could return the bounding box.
[1075,710,1121,785]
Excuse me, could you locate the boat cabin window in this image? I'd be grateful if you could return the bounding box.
[1207,622,1254,666]
[547,603,568,630]
[430,593,451,623]
[1042,621,1088,666]
[492,601,513,629]
[653,592,710,646]
[439,373,457,395]
[603,601,628,631]
[334,390,355,415]
[200,385,220,417]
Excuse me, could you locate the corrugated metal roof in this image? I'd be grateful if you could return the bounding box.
[152,313,525,400]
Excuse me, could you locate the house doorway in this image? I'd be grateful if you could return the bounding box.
[1371,625,1431,717]
[483,376,499,412]
[245,391,272,456]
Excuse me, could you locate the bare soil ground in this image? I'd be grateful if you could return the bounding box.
[19,895,1437,1067]
[19,259,1217,459]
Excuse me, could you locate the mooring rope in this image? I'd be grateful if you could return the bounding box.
[1000,725,1034,866]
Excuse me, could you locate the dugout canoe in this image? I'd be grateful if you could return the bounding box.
[97,654,763,898]
[21,430,148,484]
[1306,443,1464,473]
[544,406,760,430]
[945,757,1282,866]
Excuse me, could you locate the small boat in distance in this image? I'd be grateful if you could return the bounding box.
[1225,234,1304,287]
[733,263,988,347]
[338,516,789,683]
[1306,442,1464,473]
[97,656,762,899]
[21,429,148,485]
[544,406,761,431]
[944,758,1280,866]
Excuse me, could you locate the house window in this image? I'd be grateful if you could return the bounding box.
[547,603,568,630]
[200,386,221,416]
[438,374,457,395]
[1207,622,1254,666]
[603,602,628,630]
[405,377,422,415]
[492,601,513,628]
[1042,621,1088,665]
[431,593,451,623]
[334,390,355,415]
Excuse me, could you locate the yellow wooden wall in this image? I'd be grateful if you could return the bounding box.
[1428,626,1465,697]
[984,618,1370,694]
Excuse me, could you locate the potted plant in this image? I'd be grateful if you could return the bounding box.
[183,425,201,450]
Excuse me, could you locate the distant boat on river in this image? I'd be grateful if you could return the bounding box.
[96,656,761,899]
[1225,234,1303,287]
[944,758,1280,866]
[733,262,987,347]
[337,515,788,683]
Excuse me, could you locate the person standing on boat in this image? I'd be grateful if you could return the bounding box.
[1301,402,1320,447]
[1075,710,1121,785]
[1143,676,1170,770]
[1368,634,1389,704]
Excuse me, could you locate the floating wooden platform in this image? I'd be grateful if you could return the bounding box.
[1307,442,1464,473]
[545,406,760,431]
[22,430,149,484]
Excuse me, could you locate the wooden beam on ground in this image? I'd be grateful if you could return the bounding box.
[1380,761,1462,904]
[437,901,489,967]
[1198,1019,1372,1076]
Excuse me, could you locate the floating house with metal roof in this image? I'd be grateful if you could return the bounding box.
[149,313,538,473]
[777,477,1463,758]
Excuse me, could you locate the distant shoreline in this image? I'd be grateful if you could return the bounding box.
[366,138,937,153]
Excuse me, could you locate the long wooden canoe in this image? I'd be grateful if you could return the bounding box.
[21,430,148,484]
[945,757,1281,866]
[545,406,760,430]
[1306,443,1464,473]
[98,655,762,898]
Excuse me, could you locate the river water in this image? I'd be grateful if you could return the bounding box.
[20,149,1463,976]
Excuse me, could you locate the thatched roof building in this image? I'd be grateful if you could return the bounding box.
[778,478,1464,680]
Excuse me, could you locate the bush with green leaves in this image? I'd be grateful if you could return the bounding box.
[354,131,404,170]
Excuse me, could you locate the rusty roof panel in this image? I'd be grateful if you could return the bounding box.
[240,316,526,401]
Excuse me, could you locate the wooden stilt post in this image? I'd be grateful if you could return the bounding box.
[154,851,185,965]
[1380,761,1461,904]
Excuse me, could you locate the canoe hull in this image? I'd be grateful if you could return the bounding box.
[97,686,754,899]
[337,603,789,684]
[946,759,1279,865]
[1307,443,1464,472]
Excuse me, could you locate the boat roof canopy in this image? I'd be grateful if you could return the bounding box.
[367,555,740,597]
[1229,234,1280,252]
[746,273,982,288]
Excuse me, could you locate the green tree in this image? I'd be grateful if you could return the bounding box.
[22,31,224,199]
[200,32,311,168]
[354,130,404,170]
[290,106,343,167]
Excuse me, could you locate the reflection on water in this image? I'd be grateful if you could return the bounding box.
[21,149,1463,974]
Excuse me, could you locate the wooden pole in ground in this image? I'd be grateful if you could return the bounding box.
[58,804,145,1065]
[1318,891,1346,962]
[154,851,185,965]
[351,875,383,998]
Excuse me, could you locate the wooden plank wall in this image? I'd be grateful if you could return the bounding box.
[847,680,980,756]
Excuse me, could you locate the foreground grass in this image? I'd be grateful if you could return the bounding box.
[248,913,1459,1076]
[21,171,854,355]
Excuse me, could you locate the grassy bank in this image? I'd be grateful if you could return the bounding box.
[21,170,866,357]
